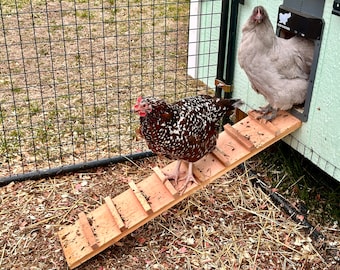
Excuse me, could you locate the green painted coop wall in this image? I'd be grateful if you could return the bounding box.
[188,0,222,87]
[189,0,340,181]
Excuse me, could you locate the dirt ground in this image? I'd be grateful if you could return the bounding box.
[1,150,339,269]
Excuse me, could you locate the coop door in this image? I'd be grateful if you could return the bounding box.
[276,0,325,121]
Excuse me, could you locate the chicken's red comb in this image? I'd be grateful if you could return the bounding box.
[136,96,143,104]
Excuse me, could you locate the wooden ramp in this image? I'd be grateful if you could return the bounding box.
[57,110,301,269]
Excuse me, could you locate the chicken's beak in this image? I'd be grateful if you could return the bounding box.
[254,7,263,23]
[133,103,148,117]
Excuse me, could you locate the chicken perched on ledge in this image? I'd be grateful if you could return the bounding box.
[238,6,314,120]
[134,95,239,192]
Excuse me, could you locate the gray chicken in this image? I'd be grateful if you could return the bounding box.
[238,6,314,120]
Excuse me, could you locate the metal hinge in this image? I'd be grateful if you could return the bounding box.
[215,79,233,93]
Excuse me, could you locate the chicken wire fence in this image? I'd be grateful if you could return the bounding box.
[0,0,222,181]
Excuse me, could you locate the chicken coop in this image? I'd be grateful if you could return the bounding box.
[189,0,340,182]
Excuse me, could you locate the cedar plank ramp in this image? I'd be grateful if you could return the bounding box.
[58,110,301,269]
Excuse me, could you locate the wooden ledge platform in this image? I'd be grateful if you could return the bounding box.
[57,110,301,269]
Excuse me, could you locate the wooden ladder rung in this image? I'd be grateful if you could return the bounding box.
[212,147,230,166]
[224,124,255,151]
[104,196,126,231]
[152,166,166,182]
[78,212,99,250]
[248,110,280,135]
[128,181,153,214]
[152,166,179,198]
[192,163,207,183]
[163,180,179,198]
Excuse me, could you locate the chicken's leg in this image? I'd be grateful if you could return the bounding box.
[163,160,182,185]
[178,162,198,194]
[257,104,271,114]
[262,108,278,121]
[163,161,198,194]
[256,104,278,121]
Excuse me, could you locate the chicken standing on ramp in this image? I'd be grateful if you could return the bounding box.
[134,95,240,193]
[238,6,314,120]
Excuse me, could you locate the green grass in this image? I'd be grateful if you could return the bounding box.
[75,10,95,20]
[29,101,42,115]
[1,0,33,13]
[11,87,23,94]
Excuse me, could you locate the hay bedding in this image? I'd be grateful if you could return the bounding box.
[0,156,339,269]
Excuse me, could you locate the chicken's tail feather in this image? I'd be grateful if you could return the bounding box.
[217,98,243,110]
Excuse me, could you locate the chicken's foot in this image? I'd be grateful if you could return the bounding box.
[162,160,182,185]
[262,108,278,121]
[163,160,198,194]
[256,104,278,121]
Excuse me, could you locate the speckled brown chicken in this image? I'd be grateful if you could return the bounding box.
[133,95,239,192]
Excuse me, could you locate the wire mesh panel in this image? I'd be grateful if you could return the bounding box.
[0,0,214,179]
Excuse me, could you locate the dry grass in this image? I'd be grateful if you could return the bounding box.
[0,0,208,177]
[1,154,339,269]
